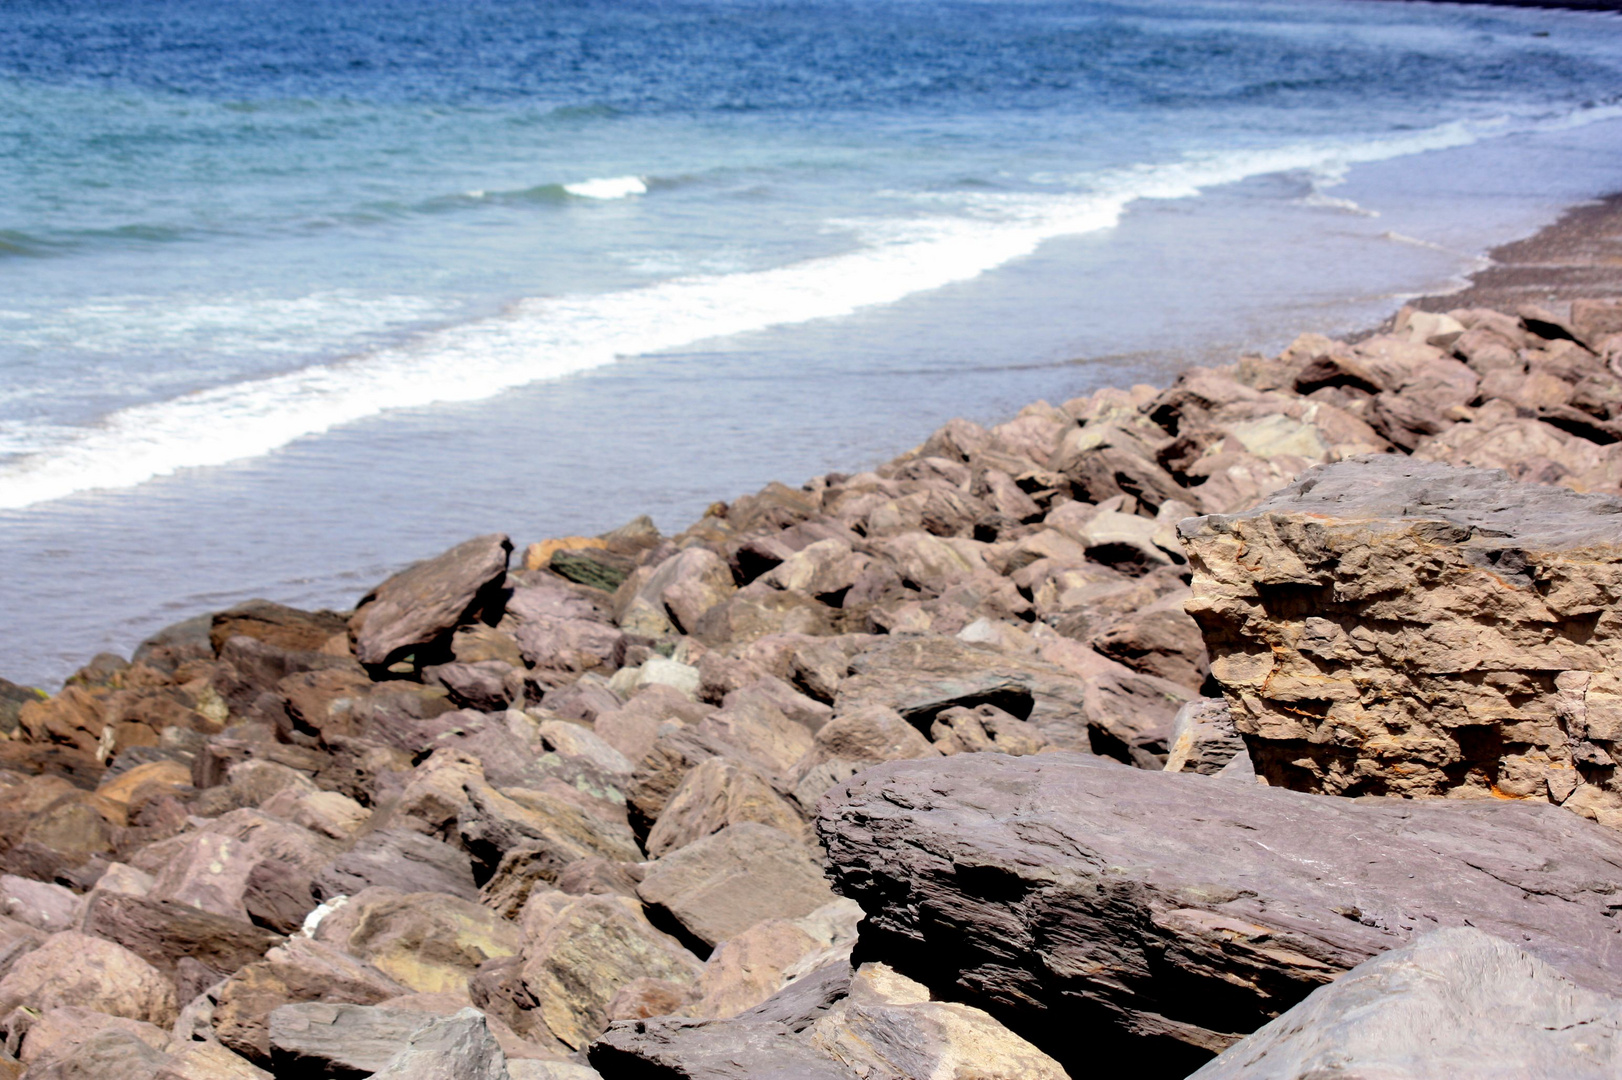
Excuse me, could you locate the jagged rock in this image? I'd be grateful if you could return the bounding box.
[458,778,642,892]
[929,704,1049,756]
[645,758,807,857]
[604,977,696,1022]
[619,548,736,638]
[517,892,703,1050]
[269,1001,434,1079]
[594,685,714,766]
[423,661,524,711]
[1162,698,1243,776]
[367,1008,509,1080]
[214,937,407,1064]
[818,751,1622,1078]
[134,809,335,922]
[313,887,521,995]
[636,824,838,951]
[0,931,177,1026]
[210,600,349,655]
[316,826,480,903]
[807,962,1069,1080]
[350,534,513,668]
[81,892,283,976]
[1090,590,1208,689]
[23,1027,169,1080]
[7,1006,170,1069]
[1181,454,1622,821]
[1192,928,1621,1079]
[154,1041,272,1080]
[691,899,863,1020]
[587,960,856,1080]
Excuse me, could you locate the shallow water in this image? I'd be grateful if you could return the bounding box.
[3,0,1622,685]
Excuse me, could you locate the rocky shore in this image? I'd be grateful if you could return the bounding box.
[2,226,1622,1077]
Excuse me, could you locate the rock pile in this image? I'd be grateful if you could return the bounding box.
[0,297,1617,1077]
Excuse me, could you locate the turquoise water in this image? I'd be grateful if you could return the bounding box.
[3,0,1622,683]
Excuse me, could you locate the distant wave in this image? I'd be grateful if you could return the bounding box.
[2,102,1620,510]
[562,175,647,199]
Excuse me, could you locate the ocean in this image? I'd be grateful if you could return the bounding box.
[3,0,1622,686]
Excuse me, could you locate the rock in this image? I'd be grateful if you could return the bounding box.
[619,548,736,638]
[0,930,177,1026]
[536,720,634,778]
[313,888,521,995]
[604,977,696,1022]
[81,892,284,976]
[818,751,1622,1077]
[587,960,856,1080]
[350,535,513,668]
[458,778,642,894]
[23,1027,170,1080]
[786,705,941,808]
[1161,698,1243,776]
[8,1005,170,1068]
[0,874,79,933]
[1089,590,1208,689]
[1190,927,1620,1079]
[1180,454,1622,819]
[423,661,524,712]
[637,824,838,951]
[131,614,215,675]
[316,827,480,904]
[210,599,349,655]
[506,1063,603,1080]
[269,1001,433,1078]
[367,1008,509,1080]
[135,810,335,922]
[214,937,407,1064]
[606,656,701,702]
[593,686,714,766]
[645,758,807,857]
[518,893,703,1050]
[154,1041,272,1080]
[807,962,1069,1080]
[928,704,1049,756]
[691,899,863,1020]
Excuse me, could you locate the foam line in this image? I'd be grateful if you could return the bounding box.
[2,104,1618,510]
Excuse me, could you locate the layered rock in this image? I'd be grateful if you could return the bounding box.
[1182,454,1622,823]
[817,751,1622,1077]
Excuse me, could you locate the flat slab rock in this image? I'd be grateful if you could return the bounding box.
[817,751,1622,1078]
[1192,927,1621,1079]
[1179,454,1622,824]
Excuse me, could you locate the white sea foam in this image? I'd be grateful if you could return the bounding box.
[562,175,647,199]
[2,104,1619,511]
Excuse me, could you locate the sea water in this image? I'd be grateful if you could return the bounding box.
[3,0,1622,685]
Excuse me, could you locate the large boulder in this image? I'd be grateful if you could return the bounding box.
[818,751,1622,1078]
[0,930,177,1026]
[350,534,513,668]
[1191,927,1621,1079]
[1181,455,1622,824]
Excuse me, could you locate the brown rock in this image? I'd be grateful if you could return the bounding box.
[636,823,837,951]
[1090,589,1209,689]
[0,930,177,1026]
[313,887,521,995]
[929,704,1050,756]
[518,892,702,1050]
[214,937,407,1064]
[209,600,349,656]
[81,892,284,976]
[1182,454,1622,818]
[350,534,513,668]
[645,757,808,857]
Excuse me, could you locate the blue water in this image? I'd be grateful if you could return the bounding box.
[3,0,1622,684]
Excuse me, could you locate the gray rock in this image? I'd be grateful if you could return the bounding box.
[636,823,838,951]
[269,1002,430,1078]
[366,1007,509,1080]
[818,751,1622,1077]
[350,535,512,668]
[1191,927,1622,1079]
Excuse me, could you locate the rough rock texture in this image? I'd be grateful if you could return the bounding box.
[1162,698,1243,776]
[1191,928,1621,1079]
[0,930,178,1026]
[269,1001,432,1078]
[366,1008,510,1080]
[818,751,1622,1077]
[636,824,838,951]
[350,534,513,667]
[1181,455,1622,823]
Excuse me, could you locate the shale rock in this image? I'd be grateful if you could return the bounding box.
[350,534,513,668]
[819,751,1622,1077]
[1191,927,1621,1079]
[1162,697,1243,775]
[1181,454,1622,822]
